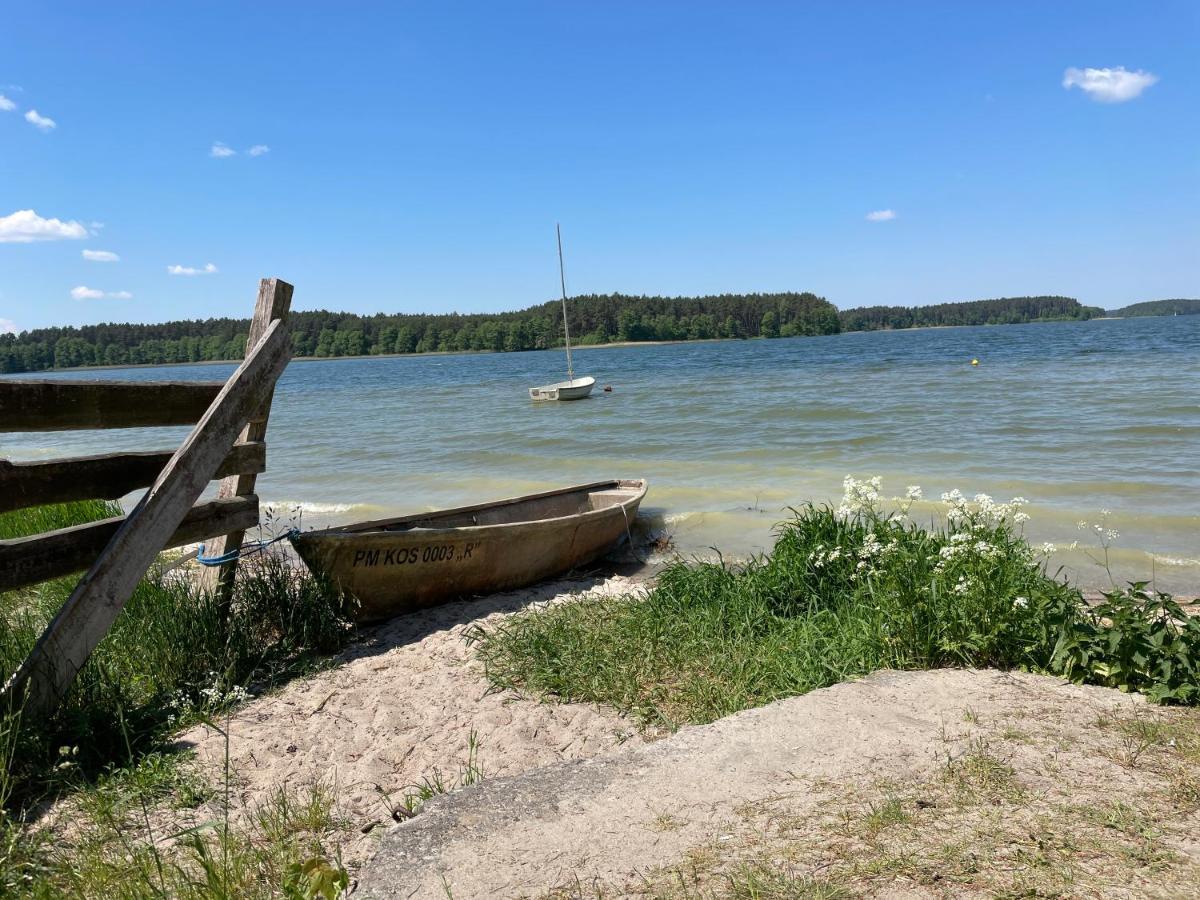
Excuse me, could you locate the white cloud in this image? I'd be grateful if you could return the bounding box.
[210,141,236,158]
[71,286,132,300]
[1063,66,1158,103]
[0,209,88,243]
[0,95,15,112]
[167,262,218,276]
[0,318,18,335]
[82,249,120,262]
[865,209,896,222]
[24,109,55,130]
[248,144,270,156]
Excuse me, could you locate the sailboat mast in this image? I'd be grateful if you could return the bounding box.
[557,223,574,382]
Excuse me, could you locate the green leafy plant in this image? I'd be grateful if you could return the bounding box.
[1053,583,1200,703]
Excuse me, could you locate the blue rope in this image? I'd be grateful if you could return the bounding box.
[196,528,299,567]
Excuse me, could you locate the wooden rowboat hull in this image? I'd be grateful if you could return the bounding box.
[290,479,647,623]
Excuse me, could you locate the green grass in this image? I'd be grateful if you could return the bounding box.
[474,485,1080,727]
[0,500,355,897]
[1,502,353,803]
[474,480,1198,728]
[2,777,349,899]
[0,500,120,541]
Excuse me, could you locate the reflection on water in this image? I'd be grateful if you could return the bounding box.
[4,316,1198,592]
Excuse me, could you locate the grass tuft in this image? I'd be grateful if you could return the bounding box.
[474,480,1200,728]
[475,491,1080,727]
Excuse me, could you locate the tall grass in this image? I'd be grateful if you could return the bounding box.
[1,502,353,806]
[0,500,120,542]
[1,500,355,897]
[475,478,1195,726]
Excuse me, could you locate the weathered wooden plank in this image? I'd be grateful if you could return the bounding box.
[0,496,260,593]
[200,278,294,598]
[0,379,268,432]
[0,442,266,514]
[1,315,291,717]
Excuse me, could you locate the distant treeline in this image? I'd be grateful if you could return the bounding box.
[1110,299,1200,318]
[1,293,1107,374]
[838,296,1103,332]
[0,292,838,373]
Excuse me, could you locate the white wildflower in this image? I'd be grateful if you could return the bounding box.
[906,485,923,501]
[1013,596,1028,609]
[838,475,882,518]
[859,532,883,558]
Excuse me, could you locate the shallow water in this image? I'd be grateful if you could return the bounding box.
[5,316,1198,592]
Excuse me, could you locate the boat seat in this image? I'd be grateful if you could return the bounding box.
[588,490,630,510]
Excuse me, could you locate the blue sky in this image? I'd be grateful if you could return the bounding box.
[1,1,1196,333]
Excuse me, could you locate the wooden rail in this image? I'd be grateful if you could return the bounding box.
[0,496,260,592]
[0,442,266,513]
[0,277,293,719]
[0,380,228,431]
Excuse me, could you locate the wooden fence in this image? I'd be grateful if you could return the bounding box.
[0,278,293,719]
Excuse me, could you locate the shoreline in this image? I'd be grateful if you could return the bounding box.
[4,318,1123,375]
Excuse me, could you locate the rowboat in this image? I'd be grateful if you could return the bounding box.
[290,479,648,623]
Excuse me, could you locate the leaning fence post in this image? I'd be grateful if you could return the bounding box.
[199,278,293,608]
[1,319,293,719]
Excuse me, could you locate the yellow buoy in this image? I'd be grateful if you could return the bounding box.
[971,358,979,366]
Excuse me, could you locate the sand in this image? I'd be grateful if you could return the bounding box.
[175,572,652,868]
[358,669,1200,898]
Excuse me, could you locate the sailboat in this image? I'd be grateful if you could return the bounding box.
[529,224,596,401]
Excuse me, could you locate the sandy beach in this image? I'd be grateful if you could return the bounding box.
[175,571,654,868]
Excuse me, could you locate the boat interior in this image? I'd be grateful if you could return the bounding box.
[349,480,644,533]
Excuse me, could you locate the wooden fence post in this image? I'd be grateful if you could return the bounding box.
[199,278,293,603]
[1,319,292,719]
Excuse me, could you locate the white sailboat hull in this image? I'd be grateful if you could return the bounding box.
[529,376,595,401]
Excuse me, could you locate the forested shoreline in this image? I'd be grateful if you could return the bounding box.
[1,293,1112,373]
[1111,299,1200,318]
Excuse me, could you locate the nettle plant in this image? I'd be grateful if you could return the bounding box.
[1053,584,1200,703]
[1054,511,1200,702]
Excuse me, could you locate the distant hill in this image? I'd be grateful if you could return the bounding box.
[1109,299,1200,318]
[839,296,1102,332]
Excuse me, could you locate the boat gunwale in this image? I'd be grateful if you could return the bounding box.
[531,375,596,392]
[291,478,647,541]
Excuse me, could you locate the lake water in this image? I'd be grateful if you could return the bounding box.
[5,316,1198,593]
